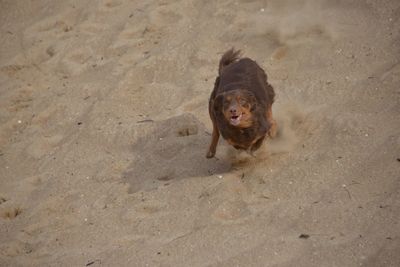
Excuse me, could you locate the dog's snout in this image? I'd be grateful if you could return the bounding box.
[229,102,239,114]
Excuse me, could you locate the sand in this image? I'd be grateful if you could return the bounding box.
[0,0,399,266]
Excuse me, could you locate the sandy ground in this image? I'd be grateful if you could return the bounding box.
[0,0,399,266]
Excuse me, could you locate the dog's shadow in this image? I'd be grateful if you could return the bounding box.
[123,113,231,193]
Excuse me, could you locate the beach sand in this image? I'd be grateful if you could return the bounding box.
[1,0,399,266]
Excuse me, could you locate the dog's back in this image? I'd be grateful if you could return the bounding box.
[217,50,275,107]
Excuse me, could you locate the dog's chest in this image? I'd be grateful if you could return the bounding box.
[218,121,265,149]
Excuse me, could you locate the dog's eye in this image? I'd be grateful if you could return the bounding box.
[223,100,230,108]
[239,99,247,105]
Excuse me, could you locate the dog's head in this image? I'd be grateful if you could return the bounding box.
[213,89,257,128]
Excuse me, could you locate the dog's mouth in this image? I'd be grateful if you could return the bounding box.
[230,114,243,126]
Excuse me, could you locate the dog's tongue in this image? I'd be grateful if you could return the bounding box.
[230,114,241,126]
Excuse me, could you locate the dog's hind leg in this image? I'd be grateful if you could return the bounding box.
[206,77,221,158]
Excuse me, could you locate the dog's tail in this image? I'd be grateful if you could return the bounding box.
[219,48,241,75]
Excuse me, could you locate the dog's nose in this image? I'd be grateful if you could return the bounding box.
[230,108,237,114]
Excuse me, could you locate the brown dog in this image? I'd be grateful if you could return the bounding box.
[206,49,277,158]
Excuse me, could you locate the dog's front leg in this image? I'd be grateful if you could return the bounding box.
[206,122,219,158]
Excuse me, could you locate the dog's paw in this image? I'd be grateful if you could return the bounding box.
[268,121,277,138]
[206,150,215,158]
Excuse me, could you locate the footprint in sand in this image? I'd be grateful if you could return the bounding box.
[1,240,34,257]
[59,47,94,76]
[8,89,34,112]
[212,200,251,222]
[148,6,182,26]
[1,206,22,220]
[104,1,122,9]
[21,15,76,65]
[45,45,56,58]
[0,64,27,77]
[121,199,166,222]
[0,197,7,205]
[29,16,73,33]
[31,105,66,128]
[25,134,64,159]
[0,197,22,221]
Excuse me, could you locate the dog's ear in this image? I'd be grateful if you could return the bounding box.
[213,94,225,113]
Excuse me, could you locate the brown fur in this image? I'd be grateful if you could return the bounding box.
[206,48,276,158]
